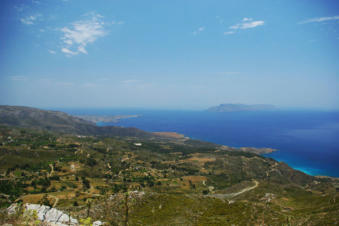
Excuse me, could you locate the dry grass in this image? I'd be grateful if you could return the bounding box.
[153,132,185,139]
[20,194,44,204]
[182,176,207,183]
[184,154,215,166]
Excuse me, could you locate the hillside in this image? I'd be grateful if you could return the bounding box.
[0,105,151,138]
[208,103,277,112]
[0,126,338,225]
[0,105,275,154]
[0,106,338,225]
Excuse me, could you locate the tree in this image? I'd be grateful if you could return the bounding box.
[124,192,129,226]
[40,194,50,206]
[81,177,90,190]
[86,198,92,218]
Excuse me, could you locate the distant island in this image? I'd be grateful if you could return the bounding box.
[207,103,277,112]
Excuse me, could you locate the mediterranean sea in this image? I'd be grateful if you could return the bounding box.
[63,108,339,177]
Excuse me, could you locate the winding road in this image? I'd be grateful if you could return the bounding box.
[209,180,259,199]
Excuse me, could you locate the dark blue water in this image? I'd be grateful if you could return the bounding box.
[62,108,339,177]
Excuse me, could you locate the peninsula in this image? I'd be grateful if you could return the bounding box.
[75,114,140,124]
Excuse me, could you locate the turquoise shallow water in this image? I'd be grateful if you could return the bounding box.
[62,108,339,177]
[293,168,322,176]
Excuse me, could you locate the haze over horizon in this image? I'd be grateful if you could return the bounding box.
[0,0,338,110]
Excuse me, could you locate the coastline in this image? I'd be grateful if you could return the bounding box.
[76,114,140,124]
[263,152,325,176]
[69,110,339,178]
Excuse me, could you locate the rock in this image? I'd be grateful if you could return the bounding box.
[7,203,79,225]
[7,203,18,215]
[25,204,50,221]
[129,190,145,198]
[93,220,104,226]
[261,193,275,203]
[48,223,70,226]
[43,207,62,222]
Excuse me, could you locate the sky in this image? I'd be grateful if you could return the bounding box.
[0,0,338,110]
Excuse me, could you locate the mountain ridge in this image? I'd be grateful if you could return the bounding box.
[0,105,151,138]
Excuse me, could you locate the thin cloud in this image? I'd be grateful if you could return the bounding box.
[60,13,107,56]
[193,26,205,35]
[20,14,41,25]
[224,18,264,35]
[230,18,264,30]
[48,50,56,54]
[299,15,339,24]
[61,48,77,55]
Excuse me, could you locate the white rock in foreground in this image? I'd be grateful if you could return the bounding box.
[93,220,104,226]
[8,203,78,225]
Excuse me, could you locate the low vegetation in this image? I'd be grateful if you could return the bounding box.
[0,106,338,225]
[0,125,338,225]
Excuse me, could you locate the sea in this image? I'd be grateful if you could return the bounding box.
[62,108,339,177]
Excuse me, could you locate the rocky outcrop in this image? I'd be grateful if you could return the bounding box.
[93,220,104,226]
[7,203,78,225]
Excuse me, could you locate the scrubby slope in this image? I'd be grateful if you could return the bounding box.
[0,105,151,138]
[0,126,338,225]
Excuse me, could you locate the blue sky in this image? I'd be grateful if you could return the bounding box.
[0,0,338,110]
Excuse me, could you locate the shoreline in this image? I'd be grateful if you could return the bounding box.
[93,115,337,178]
[263,152,333,177]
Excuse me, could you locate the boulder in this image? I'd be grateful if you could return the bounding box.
[8,203,78,225]
[93,220,104,226]
[7,203,18,215]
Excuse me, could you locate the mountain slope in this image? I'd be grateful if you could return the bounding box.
[0,105,151,138]
[0,125,338,225]
[0,106,338,224]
